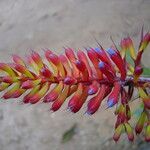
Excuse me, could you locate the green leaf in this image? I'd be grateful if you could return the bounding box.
[132,103,144,118]
[142,67,150,77]
[126,50,134,66]
[61,123,77,143]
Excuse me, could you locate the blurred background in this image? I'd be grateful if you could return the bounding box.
[0,0,150,150]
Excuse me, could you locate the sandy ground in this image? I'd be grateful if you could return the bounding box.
[0,0,150,150]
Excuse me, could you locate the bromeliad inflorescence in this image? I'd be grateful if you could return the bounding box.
[0,30,150,142]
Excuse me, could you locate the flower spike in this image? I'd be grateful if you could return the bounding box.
[0,31,150,142]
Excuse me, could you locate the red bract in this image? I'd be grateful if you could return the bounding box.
[88,81,99,95]
[12,54,26,66]
[43,82,63,102]
[77,50,92,78]
[107,48,127,80]
[113,124,124,142]
[145,122,150,142]
[98,62,115,82]
[87,48,103,79]
[125,122,134,141]
[107,81,121,107]
[75,60,89,81]
[67,83,87,113]
[135,111,147,134]
[86,85,110,115]
[51,85,70,111]
[40,67,53,78]
[30,50,44,69]
[0,31,150,142]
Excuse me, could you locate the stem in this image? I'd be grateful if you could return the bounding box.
[56,76,150,87]
[79,76,150,87]
[125,76,150,87]
[128,76,150,83]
